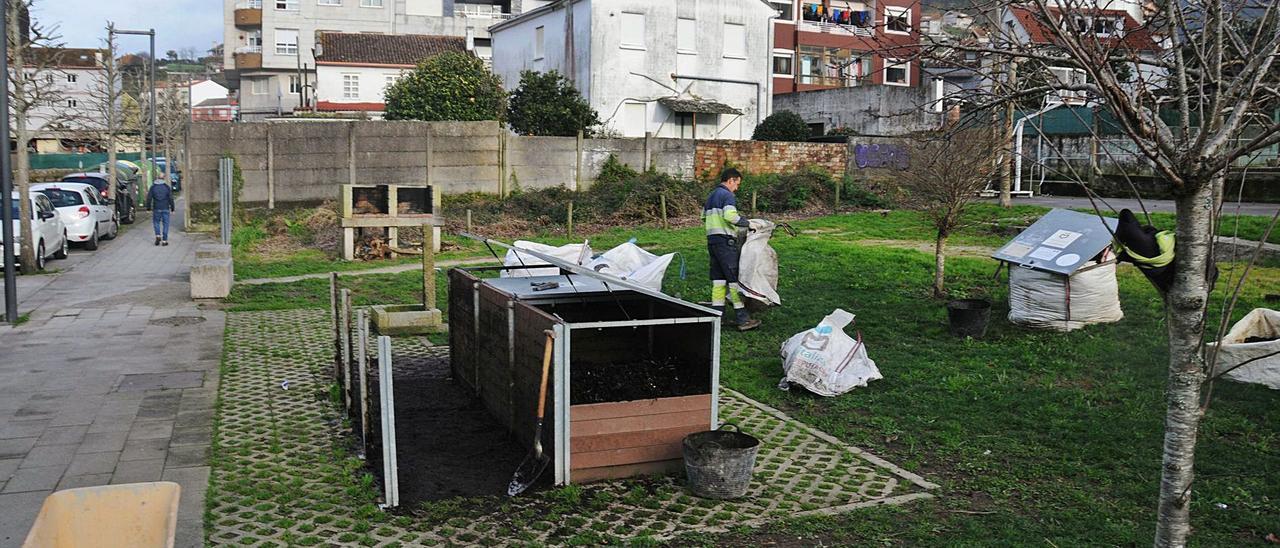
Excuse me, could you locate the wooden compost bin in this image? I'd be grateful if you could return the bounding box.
[449,267,721,485]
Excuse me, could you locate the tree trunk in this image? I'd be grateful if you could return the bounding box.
[933,233,948,298]
[15,130,34,274]
[106,135,117,202]
[999,61,1017,208]
[1154,175,1218,547]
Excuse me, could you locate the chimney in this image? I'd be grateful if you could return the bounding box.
[465,27,475,51]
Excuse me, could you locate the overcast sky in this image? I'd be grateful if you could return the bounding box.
[33,0,222,57]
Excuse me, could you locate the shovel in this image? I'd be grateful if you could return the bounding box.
[507,329,555,496]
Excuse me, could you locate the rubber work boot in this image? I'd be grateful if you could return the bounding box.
[712,305,730,325]
[735,308,761,332]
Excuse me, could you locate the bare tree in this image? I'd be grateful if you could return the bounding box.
[895,129,1001,296]
[155,75,186,181]
[6,0,71,272]
[84,23,122,202]
[905,0,1280,544]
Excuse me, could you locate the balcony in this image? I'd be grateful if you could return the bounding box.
[234,46,263,69]
[455,4,512,20]
[234,1,262,27]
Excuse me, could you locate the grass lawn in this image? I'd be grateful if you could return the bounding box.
[226,210,1280,545]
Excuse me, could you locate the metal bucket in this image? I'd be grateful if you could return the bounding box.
[682,423,759,499]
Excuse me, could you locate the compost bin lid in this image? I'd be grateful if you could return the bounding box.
[991,208,1118,275]
[484,274,630,299]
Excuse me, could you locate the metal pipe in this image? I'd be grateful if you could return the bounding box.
[1,0,16,323]
[1013,101,1065,197]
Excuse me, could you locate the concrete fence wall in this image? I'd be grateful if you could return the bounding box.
[187,121,909,207]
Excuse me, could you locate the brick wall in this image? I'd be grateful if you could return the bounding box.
[693,140,848,179]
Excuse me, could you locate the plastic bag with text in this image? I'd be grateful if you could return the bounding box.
[779,309,881,397]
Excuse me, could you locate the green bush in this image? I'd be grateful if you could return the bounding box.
[507,70,600,136]
[384,52,506,121]
[752,111,811,142]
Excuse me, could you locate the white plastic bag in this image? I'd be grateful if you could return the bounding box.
[779,309,881,397]
[739,219,781,305]
[1208,308,1280,389]
[586,242,676,292]
[1008,261,1123,331]
[502,241,592,278]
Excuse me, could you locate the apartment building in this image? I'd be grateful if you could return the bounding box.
[26,48,112,153]
[491,0,775,140]
[769,0,922,93]
[223,0,536,120]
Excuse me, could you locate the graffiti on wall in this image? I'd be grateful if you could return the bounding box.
[853,143,909,170]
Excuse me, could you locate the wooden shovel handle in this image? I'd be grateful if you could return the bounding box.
[536,330,555,419]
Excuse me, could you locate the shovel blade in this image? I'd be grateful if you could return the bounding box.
[507,453,550,496]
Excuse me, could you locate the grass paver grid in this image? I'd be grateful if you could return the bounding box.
[209,309,934,546]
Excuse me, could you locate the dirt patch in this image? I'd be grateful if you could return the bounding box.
[854,239,997,257]
[389,350,526,502]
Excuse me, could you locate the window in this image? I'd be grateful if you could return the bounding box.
[343,74,359,99]
[360,0,383,7]
[275,0,298,10]
[885,7,911,34]
[677,18,696,53]
[1049,67,1087,103]
[289,75,301,94]
[275,28,298,55]
[534,26,545,59]
[770,0,794,21]
[384,74,398,90]
[797,46,865,86]
[66,99,78,108]
[723,23,746,58]
[884,59,909,86]
[84,189,100,206]
[251,78,268,95]
[318,0,340,5]
[772,52,793,76]
[66,74,77,83]
[620,12,645,49]
[247,31,262,48]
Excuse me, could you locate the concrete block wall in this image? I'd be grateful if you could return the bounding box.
[506,135,580,191]
[694,140,848,179]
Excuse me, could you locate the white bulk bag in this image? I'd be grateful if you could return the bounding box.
[779,309,881,397]
[503,241,592,278]
[739,219,781,305]
[586,242,676,292]
[1209,308,1280,389]
[1008,260,1123,331]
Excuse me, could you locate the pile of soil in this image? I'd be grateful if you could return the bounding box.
[570,356,707,405]
[387,351,525,502]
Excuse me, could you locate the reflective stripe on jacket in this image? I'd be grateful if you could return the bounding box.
[1114,230,1175,269]
[703,184,747,238]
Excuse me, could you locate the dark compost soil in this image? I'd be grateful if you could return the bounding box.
[389,351,525,502]
[570,356,708,405]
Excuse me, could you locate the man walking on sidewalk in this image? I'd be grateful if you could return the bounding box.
[703,168,760,331]
[146,176,176,246]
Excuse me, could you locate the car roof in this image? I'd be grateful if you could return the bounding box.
[62,172,110,180]
[33,182,94,193]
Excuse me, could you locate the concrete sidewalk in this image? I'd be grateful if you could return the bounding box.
[0,200,220,548]
[994,195,1279,217]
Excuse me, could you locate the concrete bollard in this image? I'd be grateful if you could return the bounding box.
[190,257,233,299]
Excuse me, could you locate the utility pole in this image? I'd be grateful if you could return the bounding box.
[112,28,156,188]
[1,0,17,323]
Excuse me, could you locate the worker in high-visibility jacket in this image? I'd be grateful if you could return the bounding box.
[703,168,761,331]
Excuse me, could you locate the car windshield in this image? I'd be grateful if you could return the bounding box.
[38,189,84,207]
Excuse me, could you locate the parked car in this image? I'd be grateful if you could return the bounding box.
[152,157,180,191]
[3,191,69,271]
[32,182,118,249]
[62,172,137,224]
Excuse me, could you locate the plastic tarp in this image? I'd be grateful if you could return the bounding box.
[1209,308,1280,389]
[739,219,781,305]
[1008,260,1124,331]
[502,241,592,278]
[779,309,881,397]
[585,242,677,292]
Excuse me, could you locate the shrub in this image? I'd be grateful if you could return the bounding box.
[752,111,811,142]
[384,52,505,121]
[507,70,600,136]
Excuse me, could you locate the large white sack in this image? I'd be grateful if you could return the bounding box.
[739,219,781,305]
[779,309,881,397]
[1209,308,1280,389]
[503,241,592,278]
[586,242,676,292]
[1008,260,1123,331]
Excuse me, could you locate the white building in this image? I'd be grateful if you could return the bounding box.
[313,32,471,117]
[223,0,537,120]
[490,0,776,140]
[26,48,112,153]
[155,79,231,110]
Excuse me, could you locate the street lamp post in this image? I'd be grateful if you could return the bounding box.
[111,28,156,191]
[1,0,17,323]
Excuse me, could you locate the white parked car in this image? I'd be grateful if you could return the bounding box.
[3,191,69,271]
[32,182,118,249]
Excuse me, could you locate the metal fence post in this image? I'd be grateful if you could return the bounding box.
[218,157,233,244]
[377,335,399,507]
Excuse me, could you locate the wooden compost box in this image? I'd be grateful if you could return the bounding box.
[449,267,721,485]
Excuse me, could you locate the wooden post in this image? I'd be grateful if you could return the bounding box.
[422,223,436,310]
[330,272,341,382]
[660,193,668,228]
[567,201,574,238]
[466,209,473,233]
[357,309,370,449]
[340,288,353,412]
[834,181,841,210]
[266,124,275,209]
[751,191,758,213]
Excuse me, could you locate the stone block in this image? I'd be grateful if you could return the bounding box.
[190,257,233,299]
[371,304,447,336]
[195,244,231,260]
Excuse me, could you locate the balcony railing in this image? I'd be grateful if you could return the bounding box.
[234,46,263,69]
[802,20,874,37]
[234,5,263,27]
[235,0,262,7]
[455,5,512,20]
[798,75,864,87]
[235,45,263,54]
